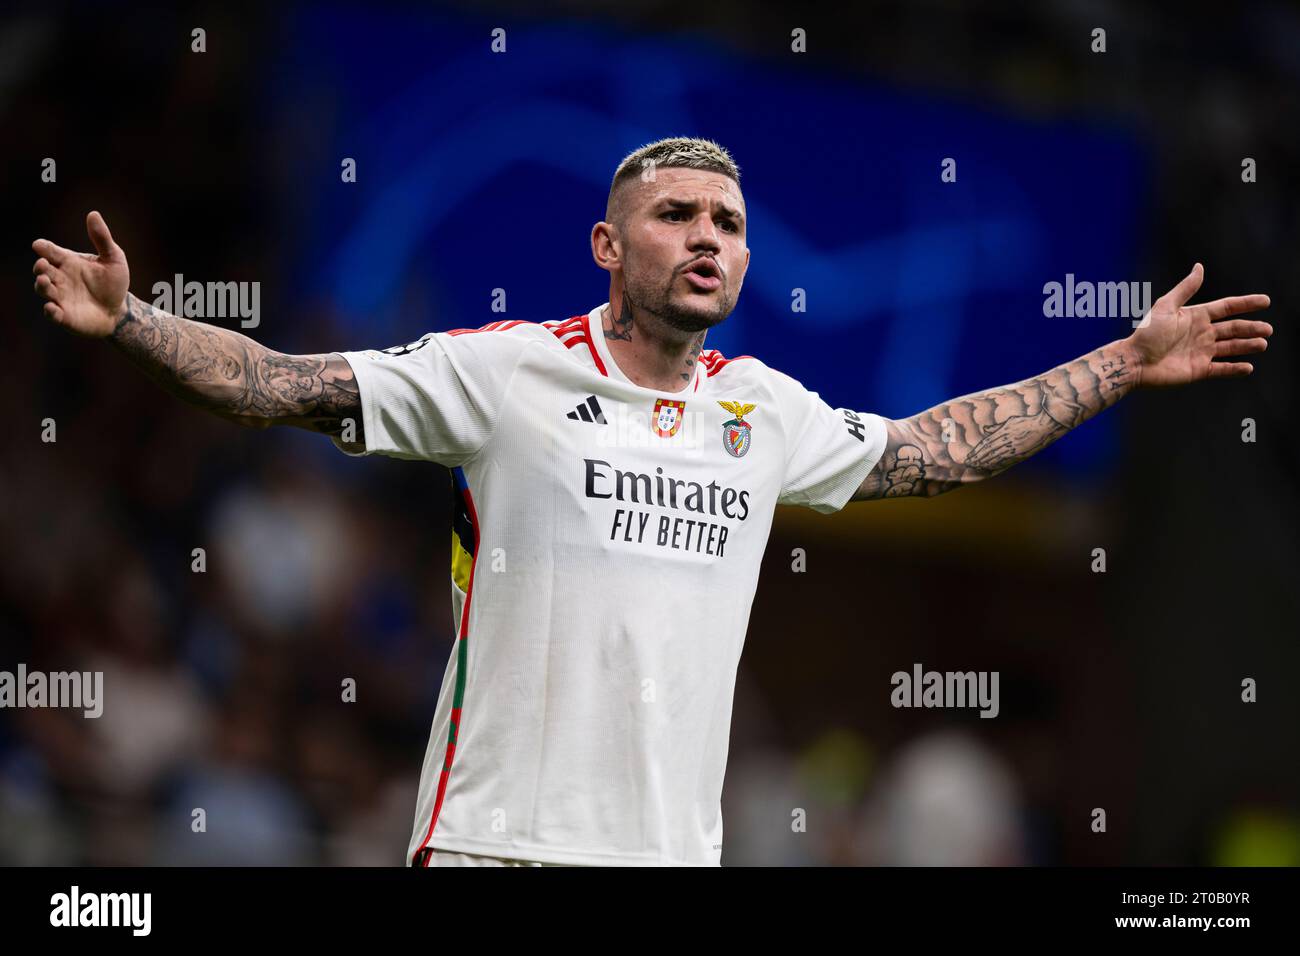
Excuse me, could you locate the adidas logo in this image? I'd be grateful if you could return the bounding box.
[566,395,607,424]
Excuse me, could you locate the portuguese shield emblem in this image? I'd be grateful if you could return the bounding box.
[718,401,756,458]
[653,398,686,438]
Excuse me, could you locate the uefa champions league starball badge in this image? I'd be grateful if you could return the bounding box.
[718,401,755,458]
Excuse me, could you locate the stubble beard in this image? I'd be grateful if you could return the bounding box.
[623,265,735,336]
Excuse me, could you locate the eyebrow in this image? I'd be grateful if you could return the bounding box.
[661,197,745,224]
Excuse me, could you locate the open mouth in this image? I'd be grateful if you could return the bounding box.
[683,258,721,291]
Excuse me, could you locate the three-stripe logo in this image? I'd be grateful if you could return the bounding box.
[566,396,607,424]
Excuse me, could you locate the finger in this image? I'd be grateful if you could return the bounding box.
[1166,262,1204,308]
[34,274,57,298]
[1215,337,1268,358]
[1213,318,1274,340]
[968,442,1013,467]
[1207,361,1252,379]
[31,238,72,267]
[43,302,65,323]
[47,268,63,289]
[85,210,120,259]
[33,259,64,288]
[1197,294,1271,322]
[971,436,1013,457]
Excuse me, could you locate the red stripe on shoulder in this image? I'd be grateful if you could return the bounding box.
[581,314,607,376]
[546,316,585,338]
[542,313,607,376]
[447,318,531,336]
[547,316,590,354]
[700,349,756,377]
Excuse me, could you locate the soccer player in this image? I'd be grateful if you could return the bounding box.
[31,137,1272,867]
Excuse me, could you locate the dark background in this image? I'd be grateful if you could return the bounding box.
[1,1,1296,865]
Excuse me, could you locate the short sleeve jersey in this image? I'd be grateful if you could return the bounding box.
[333,304,888,866]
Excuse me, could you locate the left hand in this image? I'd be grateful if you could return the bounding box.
[1128,263,1272,388]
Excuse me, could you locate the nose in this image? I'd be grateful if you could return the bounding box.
[685,215,723,257]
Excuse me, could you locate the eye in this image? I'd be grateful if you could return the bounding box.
[718,219,738,233]
[662,210,686,222]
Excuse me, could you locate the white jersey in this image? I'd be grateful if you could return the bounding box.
[333,304,888,866]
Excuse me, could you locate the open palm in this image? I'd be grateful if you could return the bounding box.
[32,211,131,338]
[1130,263,1272,388]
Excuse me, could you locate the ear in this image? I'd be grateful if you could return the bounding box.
[591,221,621,274]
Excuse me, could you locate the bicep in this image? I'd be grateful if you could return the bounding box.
[262,351,364,440]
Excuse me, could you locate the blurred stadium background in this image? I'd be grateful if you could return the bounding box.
[1,1,1297,865]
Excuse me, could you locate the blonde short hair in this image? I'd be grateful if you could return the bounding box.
[606,137,741,227]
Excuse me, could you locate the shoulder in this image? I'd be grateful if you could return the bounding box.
[704,350,831,433]
[369,316,586,363]
[700,348,810,398]
[446,314,612,355]
[443,317,565,346]
[537,313,604,355]
[698,347,763,382]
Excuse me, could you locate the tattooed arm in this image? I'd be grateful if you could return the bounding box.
[32,212,362,439]
[109,293,361,437]
[854,341,1137,499]
[854,264,1272,500]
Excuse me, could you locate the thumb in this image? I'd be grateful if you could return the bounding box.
[85,210,121,259]
[1167,262,1204,308]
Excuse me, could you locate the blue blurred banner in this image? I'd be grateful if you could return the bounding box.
[273,7,1148,478]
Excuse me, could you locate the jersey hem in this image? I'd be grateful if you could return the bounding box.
[423,835,720,867]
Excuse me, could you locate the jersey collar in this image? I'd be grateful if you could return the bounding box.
[587,303,706,395]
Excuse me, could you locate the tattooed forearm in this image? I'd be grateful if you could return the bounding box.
[854,339,1139,500]
[108,292,362,438]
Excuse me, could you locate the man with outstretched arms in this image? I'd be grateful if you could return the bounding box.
[32,137,1272,866]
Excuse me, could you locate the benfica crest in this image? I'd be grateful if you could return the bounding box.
[718,401,756,458]
[653,398,686,438]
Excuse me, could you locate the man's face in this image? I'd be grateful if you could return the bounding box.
[611,167,750,334]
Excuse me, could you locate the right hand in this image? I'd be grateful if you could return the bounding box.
[32,211,131,338]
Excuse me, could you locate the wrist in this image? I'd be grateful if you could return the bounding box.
[1115,336,1144,391]
[109,293,132,339]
